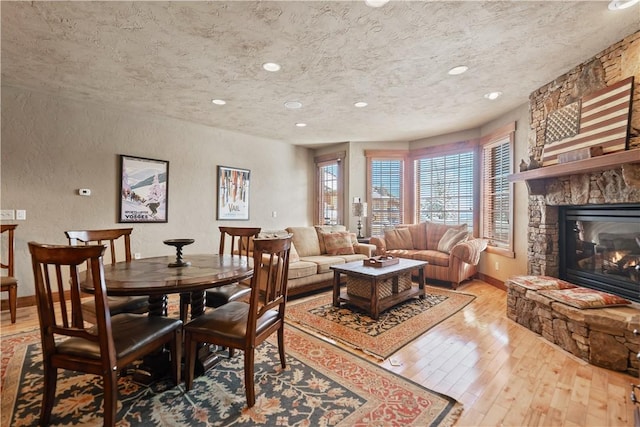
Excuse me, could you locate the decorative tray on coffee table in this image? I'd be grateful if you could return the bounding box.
[363,255,400,268]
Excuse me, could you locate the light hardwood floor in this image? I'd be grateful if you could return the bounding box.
[1,280,637,426]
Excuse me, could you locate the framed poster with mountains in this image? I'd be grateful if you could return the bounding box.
[119,155,169,223]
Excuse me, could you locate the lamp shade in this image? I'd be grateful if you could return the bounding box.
[352,202,367,217]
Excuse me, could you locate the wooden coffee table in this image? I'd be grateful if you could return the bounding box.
[331,258,427,319]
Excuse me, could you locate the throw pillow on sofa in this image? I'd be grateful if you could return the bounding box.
[437,229,469,254]
[384,228,413,250]
[426,222,468,250]
[315,225,348,254]
[323,231,356,255]
[289,242,300,262]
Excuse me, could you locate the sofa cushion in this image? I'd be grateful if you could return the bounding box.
[286,260,318,280]
[425,222,468,250]
[385,249,423,258]
[335,253,368,263]
[315,225,347,254]
[437,229,469,254]
[398,223,427,250]
[300,255,346,274]
[323,231,355,255]
[286,227,321,257]
[384,228,413,250]
[411,250,450,267]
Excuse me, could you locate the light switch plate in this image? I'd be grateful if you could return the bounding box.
[16,210,26,220]
[0,210,15,220]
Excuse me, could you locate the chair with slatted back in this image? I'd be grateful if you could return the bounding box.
[65,228,148,324]
[184,235,292,408]
[28,242,183,426]
[1,224,18,323]
[202,226,261,309]
[184,227,261,356]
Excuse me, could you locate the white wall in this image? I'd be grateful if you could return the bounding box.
[1,86,312,298]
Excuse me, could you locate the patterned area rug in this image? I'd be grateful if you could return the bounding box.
[1,325,462,426]
[286,285,476,360]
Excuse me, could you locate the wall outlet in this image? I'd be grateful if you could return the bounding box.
[0,210,15,220]
[134,252,141,260]
[272,211,277,218]
[495,261,500,271]
[15,210,26,220]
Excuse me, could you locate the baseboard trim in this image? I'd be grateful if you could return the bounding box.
[2,290,72,310]
[477,273,506,291]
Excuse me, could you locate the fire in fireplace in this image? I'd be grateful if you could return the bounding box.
[559,204,640,302]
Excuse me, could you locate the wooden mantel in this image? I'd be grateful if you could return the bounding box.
[508,148,640,194]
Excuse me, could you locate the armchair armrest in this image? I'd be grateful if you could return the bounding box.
[450,238,488,265]
[369,236,386,256]
[355,243,376,258]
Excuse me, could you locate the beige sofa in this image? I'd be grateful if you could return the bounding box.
[283,225,376,296]
[369,222,487,289]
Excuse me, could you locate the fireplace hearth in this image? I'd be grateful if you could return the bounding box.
[560,204,640,302]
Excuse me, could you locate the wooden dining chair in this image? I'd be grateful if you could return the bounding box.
[65,228,148,324]
[1,224,18,323]
[184,235,292,407]
[28,242,183,426]
[203,226,261,310]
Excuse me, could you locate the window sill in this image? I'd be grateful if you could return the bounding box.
[485,246,515,258]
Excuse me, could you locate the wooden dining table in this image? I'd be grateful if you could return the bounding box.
[82,253,254,319]
[81,253,254,381]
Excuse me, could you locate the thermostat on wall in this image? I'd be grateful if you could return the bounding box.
[78,189,91,196]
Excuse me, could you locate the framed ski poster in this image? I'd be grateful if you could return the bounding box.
[119,155,169,223]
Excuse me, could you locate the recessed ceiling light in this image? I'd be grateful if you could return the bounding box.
[364,0,390,7]
[262,62,281,72]
[295,123,307,127]
[608,0,639,10]
[284,101,303,109]
[211,99,226,105]
[448,66,469,75]
[484,91,503,100]
[354,101,368,108]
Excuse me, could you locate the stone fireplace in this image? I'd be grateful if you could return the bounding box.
[522,30,640,288]
[506,31,640,375]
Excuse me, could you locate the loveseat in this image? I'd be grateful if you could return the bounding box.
[282,225,376,296]
[369,222,487,289]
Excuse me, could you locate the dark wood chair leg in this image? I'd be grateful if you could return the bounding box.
[40,366,57,426]
[103,370,119,427]
[244,349,256,407]
[278,327,286,369]
[171,329,182,385]
[8,284,17,323]
[184,334,196,391]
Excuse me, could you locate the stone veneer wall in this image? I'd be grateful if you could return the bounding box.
[526,31,640,277]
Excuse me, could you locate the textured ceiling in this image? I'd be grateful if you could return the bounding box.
[2,1,639,148]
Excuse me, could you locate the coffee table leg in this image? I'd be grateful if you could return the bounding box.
[332,271,341,307]
[418,268,425,299]
[371,279,379,320]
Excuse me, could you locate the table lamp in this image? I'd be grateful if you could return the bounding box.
[352,200,368,239]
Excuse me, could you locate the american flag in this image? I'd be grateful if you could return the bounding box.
[542,76,634,166]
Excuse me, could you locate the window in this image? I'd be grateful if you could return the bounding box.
[414,151,474,230]
[366,152,406,236]
[315,152,345,225]
[480,123,515,256]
